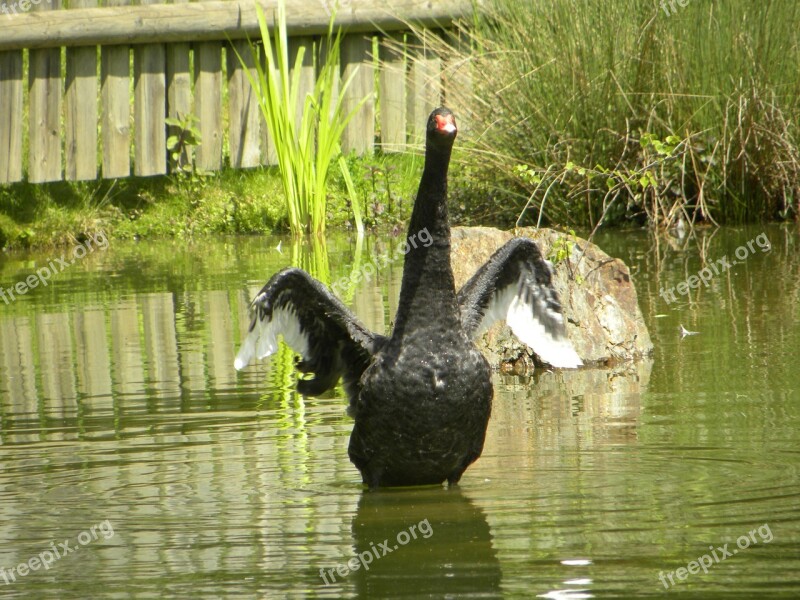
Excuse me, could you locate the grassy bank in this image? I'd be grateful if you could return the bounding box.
[0,152,422,250]
[445,0,800,230]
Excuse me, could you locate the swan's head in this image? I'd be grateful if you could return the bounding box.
[427,107,457,144]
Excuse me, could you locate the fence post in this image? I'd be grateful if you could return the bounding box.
[227,40,262,169]
[379,32,407,153]
[28,0,63,183]
[134,0,167,177]
[194,0,223,172]
[65,0,99,181]
[340,33,375,155]
[101,0,131,179]
[166,0,193,171]
[0,51,23,183]
[193,43,223,171]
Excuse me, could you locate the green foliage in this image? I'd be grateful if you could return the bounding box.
[547,229,575,265]
[165,113,202,173]
[232,0,369,236]
[435,0,800,229]
[546,228,584,284]
[112,169,287,239]
[328,152,422,229]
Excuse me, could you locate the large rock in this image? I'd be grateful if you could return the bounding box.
[450,226,653,369]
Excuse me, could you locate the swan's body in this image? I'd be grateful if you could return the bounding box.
[235,108,581,488]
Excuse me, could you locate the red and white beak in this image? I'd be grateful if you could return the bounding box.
[434,113,457,134]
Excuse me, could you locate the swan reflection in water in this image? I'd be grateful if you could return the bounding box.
[345,488,502,597]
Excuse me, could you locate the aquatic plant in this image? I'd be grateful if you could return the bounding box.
[233,0,368,236]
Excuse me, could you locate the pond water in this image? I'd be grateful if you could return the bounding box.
[0,225,798,598]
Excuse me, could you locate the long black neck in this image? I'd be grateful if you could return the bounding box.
[391,139,460,339]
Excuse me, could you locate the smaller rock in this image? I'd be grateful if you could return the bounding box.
[450,226,653,368]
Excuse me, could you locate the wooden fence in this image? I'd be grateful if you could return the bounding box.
[0,0,475,184]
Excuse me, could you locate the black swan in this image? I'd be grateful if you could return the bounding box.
[235,107,581,489]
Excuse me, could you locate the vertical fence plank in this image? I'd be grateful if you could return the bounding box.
[227,40,262,169]
[407,32,442,144]
[166,40,192,170]
[134,0,166,177]
[28,0,62,183]
[379,32,407,152]
[101,0,131,179]
[0,51,23,183]
[194,0,222,171]
[65,0,98,181]
[166,0,193,171]
[340,34,375,155]
[194,41,223,171]
[134,43,167,176]
[101,46,131,179]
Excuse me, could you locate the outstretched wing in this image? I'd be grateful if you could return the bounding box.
[457,238,582,368]
[235,268,385,399]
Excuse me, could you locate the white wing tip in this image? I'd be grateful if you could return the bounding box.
[234,333,257,371]
[505,296,582,369]
[234,315,275,371]
[234,307,309,372]
[543,343,583,369]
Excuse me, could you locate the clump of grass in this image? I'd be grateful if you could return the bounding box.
[430,0,800,229]
[233,0,368,237]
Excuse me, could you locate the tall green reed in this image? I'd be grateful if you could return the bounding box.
[233,1,368,236]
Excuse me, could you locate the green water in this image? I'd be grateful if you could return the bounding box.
[0,226,798,598]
